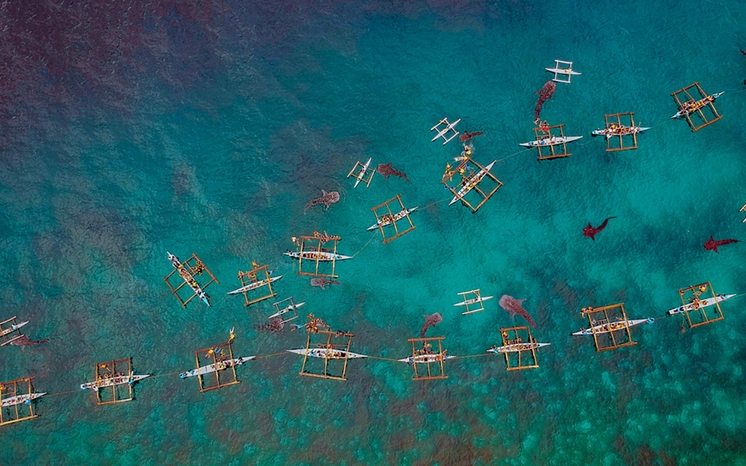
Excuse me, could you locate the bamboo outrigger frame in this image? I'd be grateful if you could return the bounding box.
[164,253,218,308]
[442,156,503,213]
[580,303,636,352]
[601,112,642,152]
[91,358,137,405]
[497,326,543,371]
[671,82,722,132]
[740,204,746,223]
[532,123,573,160]
[406,336,448,381]
[370,194,416,244]
[547,59,580,84]
[0,316,26,347]
[292,233,344,278]
[298,329,355,381]
[347,158,375,188]
[0,377,43,426]
[270,297,302,324]
[678,282,725,328]
[456,289,491,315]
[235,263,278,306]
[194,341,241,392]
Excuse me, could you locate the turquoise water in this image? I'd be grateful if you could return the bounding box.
[2,0,746,464]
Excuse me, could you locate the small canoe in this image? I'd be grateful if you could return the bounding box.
[286,348,368,359]
[179,356,256,379]
[227,276,282,295]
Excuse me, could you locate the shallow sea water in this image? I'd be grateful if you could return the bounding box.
[1,0,746,464]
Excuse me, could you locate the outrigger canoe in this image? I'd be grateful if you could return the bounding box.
[487,342,551,354]
[671,92,724,119]
[268,302,305,319]
[454,295,493,307]
[1,392,47,407]
[0,319,28,338]
[227,276,282,295]
[591,126,650,138]
[448,161,496,206]
[666,293,735,316]
[572,318,653,336]
[286,348,368,359]
[80,372,150,391]
[179,356,256,379]
[167,251,210,306]
[283,251,352,261]
[519,136,583,148]
[398,353,455,364]
[367,207,418,231]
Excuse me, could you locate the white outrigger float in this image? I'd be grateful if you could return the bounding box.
[448,161,496,206]
[1,391,47,407]
[666,293,735,316]
[546,59,581,83]
[572,318,654,336]
[367,206,418,231]
[671,91,724,119]
[287,348,368,360]
[591,124,650,138]
[227,275,282,295]
[282,250,352,261]
[179,356,256,379]
[167,251,210,306]
[80,371,150,392]
[430,117,461,145]
[519,135,583,148]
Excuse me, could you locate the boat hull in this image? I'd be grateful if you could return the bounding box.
[448,161,497,206]
[572,318,653,336]
[227,276,282,295]
[398,354,455,364]
[80,374,150,391]
[286,348,368,359]
[666,293,735,316]
[519,136,583,148]
[454,296,493,307]
[268,302,305,319]
[546,68,581,76]
[488,342,551,354]
[1,392,47,407]
[180,356,256,378]
[367,207,418,231]
[283,251,352,261]
[0,320,28,337]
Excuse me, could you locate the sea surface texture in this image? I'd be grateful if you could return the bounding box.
[2,1,746,465]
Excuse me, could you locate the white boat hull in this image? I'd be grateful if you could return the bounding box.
[488,342,551,354]
[367,207,418,231]
[454,296,493,307]
[268,302,305,319]
[519,136,583,148]
[80,374,150,391]
[398,354,455,364]
[671,91,724,119]
[1,392,47,407]
[283,251,352,261]
[354,158,372,188]
[287,348,368,359]
[666,293,735,316]
[572,318,653,336]
[0,320,28,337]
[545,67,581,76]
[591,127,650,138]
[227,276,282,295]
[180,356,256,378]
[449,161,496,206]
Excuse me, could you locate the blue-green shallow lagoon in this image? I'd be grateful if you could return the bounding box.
[2,0,746,464]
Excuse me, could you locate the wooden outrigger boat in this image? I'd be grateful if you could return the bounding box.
[454,295,493,307]
[591,124,650,138]
[572,318,653,336]
[519,135,582,148]
[287,348,368,359]
[180,356,256,379]
[546,60,581,83]
[398,352,455,364]
[80,372,150,392]
[0,317,28,346]
[430,118,461,145]
[488,341,550,354]
[227,275,282,295]
[666,293,735,316]
[167,252,210,306]
[268,301,305,319]
[283,250,352,261]
[448,161,496,206]
[1,391,47,407]
[671,91,724,119]
[347,157,375,188]
[367,206,418,231]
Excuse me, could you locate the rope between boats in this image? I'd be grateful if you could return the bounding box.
[352,231,379,258]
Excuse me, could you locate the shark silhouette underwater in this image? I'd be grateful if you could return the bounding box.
[583,217,615,240]
[498,295,536,328]
[420,312,443,338]
[303,190,340,212]
[377,163,410,183]
[703,236,739,253]
[7,334,49,349]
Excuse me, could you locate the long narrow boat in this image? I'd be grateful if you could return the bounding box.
[572,318,653,336]
[454,295,493,307]
[367,207,418,231]
[167,252,210,306]
[1,392,47,407]
[179,356,255,379]
[354,157,372,188]
[519,135,583,148]
[591,125,650,138]
[268,302,305,319]
[545,67,582,77]
[286,348,368,359]
[487,342,551,354]
[283,251,352,261]
[666,293,735,316]
[80,372,150,391]
[0,319,28,338]
[448,161,496,206]
[398,353,455,364]
[227,276,282,295]
[671,92,724,119]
